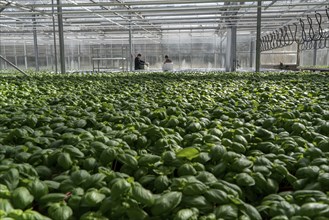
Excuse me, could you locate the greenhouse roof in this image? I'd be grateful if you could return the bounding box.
[0,0,328,43]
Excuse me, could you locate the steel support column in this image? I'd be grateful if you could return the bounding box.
[121,45,125,71]
[89,45,92,72]
[32,14,40,71]
[190,34,193,69]
[46,46,49,68]
[225,30,231,72]
[219,35,223,68]
[231,26,237,71]
[296,43,301,67]
[179,32,181,69]
[255,0,262,72]
[313,41,317,66]
[249,35,254,68]
[327,47,329,66]
[24,42,28,69]
[52,0,58,73]
[125,46,129,71]
[57,0,66,73]
[14,44,18,66]
[225,26,237,72]
[0,44,2,70]
[78,44,81,70]
[3,45,7,69]
[129,12,133,71]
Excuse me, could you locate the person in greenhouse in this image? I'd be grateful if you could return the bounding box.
[162,55,173,72]
[163,55,172,64]
[134,54,147,70]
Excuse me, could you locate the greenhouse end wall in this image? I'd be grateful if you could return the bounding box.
[2,34,327,72]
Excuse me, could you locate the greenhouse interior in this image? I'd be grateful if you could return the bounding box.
[1,0,328,72]
[1,1,329,220]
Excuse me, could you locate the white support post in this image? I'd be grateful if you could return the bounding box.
[78,44,81,70]
[24,42,28,69]
[313,41,317,66]
[255,0,262,72]
[14,43,18,66]
[32,14,40,71]
[129,12,133,71]
[249,35,254,68]
[3,45,7,69]
[225,26,237,72]
[57,0,66,73]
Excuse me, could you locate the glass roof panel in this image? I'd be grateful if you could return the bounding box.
[0,0,328,43]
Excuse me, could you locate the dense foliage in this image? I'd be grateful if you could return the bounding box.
[0,71,329,220]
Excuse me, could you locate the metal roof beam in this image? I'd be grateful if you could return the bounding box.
[2,2,328,16]
[10,0,258,8]
[2,7,320,17]
[264,0,278,10]
[0,2,10,13]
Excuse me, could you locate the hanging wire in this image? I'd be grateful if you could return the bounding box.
[292,23,300,43]
[287,25,294,45]
[260,35,265,51]
[260,38,263,51]
[260,8,329,51]
[307,15,315,41]
[271,31,276,49]
[282,26,290,46]
[262,34,267,51]
[270,31,275,49]
[324,38,329,48]
[260,36,266,51]
[314,12,323,40]
[277,28,284,48]
[316,12,325,50]
[266,34,272,50]
[300,18,309,42]
[324,7,329,39]
[308,41,314,50]
[317,37,325,49]
[276,29,283,48]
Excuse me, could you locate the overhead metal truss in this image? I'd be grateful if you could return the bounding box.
[1,0,328,43]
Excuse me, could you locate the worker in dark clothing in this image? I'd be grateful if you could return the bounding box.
[134,54,147,70]
[164,55,172,64]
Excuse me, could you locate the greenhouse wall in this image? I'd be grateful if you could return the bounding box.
[0,32,258,72]
[301,48,329,67]
[2,34,327,72]
[261,44,298,66]
[1,34,227,71]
